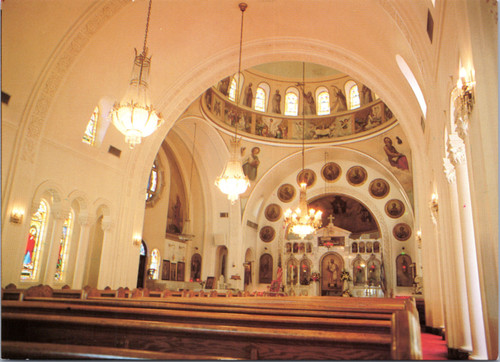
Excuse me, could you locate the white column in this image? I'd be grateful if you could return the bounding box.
[448,134,487,359]
[43,208,67,286]
[71,213,92,288]
[227,201,244,290]
[96,216,114,289]
[443,157,472,352]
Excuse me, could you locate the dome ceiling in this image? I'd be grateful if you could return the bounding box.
[201,61,397,145]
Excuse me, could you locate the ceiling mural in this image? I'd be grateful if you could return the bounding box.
[309,195,380,238]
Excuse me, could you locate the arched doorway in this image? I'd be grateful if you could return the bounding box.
[215,246,228,287]
[136,241,147,288]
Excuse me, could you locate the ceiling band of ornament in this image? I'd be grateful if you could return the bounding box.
[202,88,397,145]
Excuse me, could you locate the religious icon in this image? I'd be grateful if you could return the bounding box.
[369,178,390,198]
[259,226,276,243]
[177,262,185,282]
[259,253,273,284]
[161,260,170,281]
[385,199,405,218]
[346,166,367,186]
[265,203,282,222]
[393,223,411,241]
[321,162,341,182]
[297,169,316,188]
[277,183,296,203]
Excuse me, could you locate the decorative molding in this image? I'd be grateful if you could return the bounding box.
[447,134,466,165]
[20,0,129,163]
[442,157,456,184]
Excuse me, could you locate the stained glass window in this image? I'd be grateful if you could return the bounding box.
[284,88,299,116]
[254,87,266,112]
[21,200,48,280]
[146,161,159,202]
[345,81,360,110]
[150,249,160,280]
[82,106,98,146]
[317,90,330,115]
[140,242,146,256]
[228,77,238,102]
[55,212,73,281]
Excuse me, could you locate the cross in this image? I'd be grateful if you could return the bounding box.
[328,214,335,225]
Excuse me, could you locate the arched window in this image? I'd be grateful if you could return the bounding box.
[254,83,270,112]
[82,106,99,146]
[228,73,244,103]
[284,87,299,116]
[351,242,358,253]
[21,200,49,280]
[150,249,160,280]
[316,87,330,115]
[55,211,74,281]
[345,81,360,110]
[146,160,160,202]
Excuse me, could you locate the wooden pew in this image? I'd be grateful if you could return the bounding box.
[2,295,422,359]
[2,311,396,360]
[1,288,24,301]
[2,300,393,334]
[52,289,86,299]
[1,341,241,360]
[21,295,405,321]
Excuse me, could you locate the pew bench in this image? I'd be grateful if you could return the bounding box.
[2,300,393,334]
[2,311,397,360]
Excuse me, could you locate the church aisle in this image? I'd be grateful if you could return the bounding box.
[421,332,448,360]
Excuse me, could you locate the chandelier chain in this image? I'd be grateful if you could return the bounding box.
[142,0,153,55]
[235,3,247,140]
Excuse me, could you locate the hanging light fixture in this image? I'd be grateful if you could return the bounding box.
[111,0,164,149]
[214,3,250,203]
[284,63,323,239]
[179,123,197,241]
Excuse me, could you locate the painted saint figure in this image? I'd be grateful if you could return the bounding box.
[383,137,409,171]
[242,147,261,181]
[272,90,281,114]
[243,83,253,107]
[327,259,339,287]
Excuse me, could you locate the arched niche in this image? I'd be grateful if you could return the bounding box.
[309,194,380,238]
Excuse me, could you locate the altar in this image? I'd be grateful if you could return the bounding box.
[282,216,384,297]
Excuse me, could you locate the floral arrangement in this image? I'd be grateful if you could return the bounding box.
[310,272,320,282]
[340,270,352,281]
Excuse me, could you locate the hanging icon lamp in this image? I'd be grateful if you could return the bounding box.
[284,63,323,239]
[111,0,164,149]
[215,3,250,203]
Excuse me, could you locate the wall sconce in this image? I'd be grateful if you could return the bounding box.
[430,193,439,213]
[416,230,422,249]
[132,235,142,247]
[456,67,475,118]
[10,208,24,224]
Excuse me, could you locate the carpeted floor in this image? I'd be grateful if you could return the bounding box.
[421,332,448,360]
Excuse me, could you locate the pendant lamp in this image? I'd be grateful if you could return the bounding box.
[284,63,323,239]
[215,3,250,203]
[111,0,164,149]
